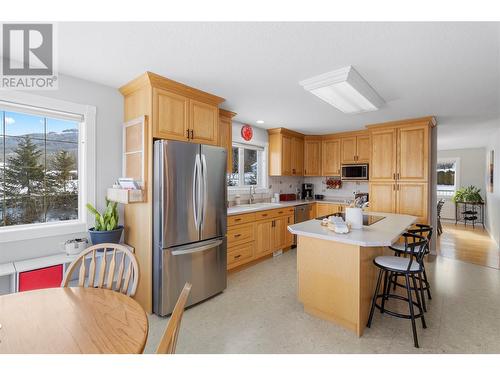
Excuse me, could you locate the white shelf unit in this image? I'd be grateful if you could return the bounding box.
[0,244,134,295]
[0,262,16,294]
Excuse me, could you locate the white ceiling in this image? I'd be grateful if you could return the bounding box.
[56,22,500,149]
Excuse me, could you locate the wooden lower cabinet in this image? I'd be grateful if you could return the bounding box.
[255,219,273,257]
[397,182,428,223]
[227,242,254,269]
[284,214,294,247]
[369,182,397,214]
[315,203,344,218]
[369,182,428,223]
[227,208,295,270]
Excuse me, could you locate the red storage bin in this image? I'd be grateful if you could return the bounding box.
[18,264,63,292]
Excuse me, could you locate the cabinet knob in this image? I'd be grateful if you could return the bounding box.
[234,254,241,259]
[190,129,194,139]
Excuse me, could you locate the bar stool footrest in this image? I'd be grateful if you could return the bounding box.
[373,294,425,320]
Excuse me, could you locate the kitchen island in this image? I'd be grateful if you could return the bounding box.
[288,212,416,336]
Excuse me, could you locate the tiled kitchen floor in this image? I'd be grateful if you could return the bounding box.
[145,249,500,353]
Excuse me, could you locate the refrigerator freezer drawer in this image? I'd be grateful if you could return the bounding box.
[154,237,227,316]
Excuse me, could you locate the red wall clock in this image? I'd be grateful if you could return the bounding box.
[241,125,253,141]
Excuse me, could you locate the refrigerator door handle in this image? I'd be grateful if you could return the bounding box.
[171,239,223,256]
[200,153,208,228]
[193,154,202,230]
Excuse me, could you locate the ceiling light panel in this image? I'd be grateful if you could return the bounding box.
[299,66,384,114]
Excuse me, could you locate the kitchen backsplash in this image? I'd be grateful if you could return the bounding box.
[227,176,368,205]
[227,176,303,205]
[303,177,369,199]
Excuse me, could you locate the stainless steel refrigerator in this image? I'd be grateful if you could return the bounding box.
[153,140,227,316]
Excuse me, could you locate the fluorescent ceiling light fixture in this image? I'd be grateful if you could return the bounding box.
[299,66,385,114]
[256,120,264,124]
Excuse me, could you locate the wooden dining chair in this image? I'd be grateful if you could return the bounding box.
[156,283,192,354]
[61,243,139,297]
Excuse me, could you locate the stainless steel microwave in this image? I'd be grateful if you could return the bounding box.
[341,164,369,180]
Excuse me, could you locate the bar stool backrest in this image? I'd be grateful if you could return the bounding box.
[400,232,428,272]
[408,224,433,255]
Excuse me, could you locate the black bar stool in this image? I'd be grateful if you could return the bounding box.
[388,224,433,311]
[367,233,428,348]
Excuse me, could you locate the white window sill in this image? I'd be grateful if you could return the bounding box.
[227,187,270,194]
[0,221,87,243]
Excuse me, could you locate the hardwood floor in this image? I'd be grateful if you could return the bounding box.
[437,222,500,269]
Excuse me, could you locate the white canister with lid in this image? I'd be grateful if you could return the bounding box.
[345,207,363,229]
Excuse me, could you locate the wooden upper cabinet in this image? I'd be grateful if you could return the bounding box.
[356,134,370,163]
[281,135,292,176]
[291,137,304,176]
[340,133,370,164]
[153,87,189,141]
[369,182,397,214]
[340,136,357,164]
[219,109,236,174]
[304,139,322,176]
[322,138,341,176]
[397,182,428,223]
[190,100,218,145]
[370,127,397,181]
[121,72,225,145]
[397,124,429,182]
[268,129,304,176]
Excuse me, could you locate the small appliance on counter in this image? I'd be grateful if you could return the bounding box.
[279,193,297,201]
[314,194,325,200]
[301,183,314,200]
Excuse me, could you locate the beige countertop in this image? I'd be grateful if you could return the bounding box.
[227,199,351,216]
[287,212,416,247]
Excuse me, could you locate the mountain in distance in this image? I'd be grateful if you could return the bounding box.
[1,130,78,163]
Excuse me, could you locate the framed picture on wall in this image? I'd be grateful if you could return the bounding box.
[488,150,494,193]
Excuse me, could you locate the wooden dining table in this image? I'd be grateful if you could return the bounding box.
[0,287,148,354]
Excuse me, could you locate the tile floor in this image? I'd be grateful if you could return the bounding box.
[145,249,500,354]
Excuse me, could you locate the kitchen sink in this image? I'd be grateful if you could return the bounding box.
[230,203,282,211]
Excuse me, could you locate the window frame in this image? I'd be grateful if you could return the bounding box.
[437,157,461,197]
[0,91,96,243]
[228,142,268,193]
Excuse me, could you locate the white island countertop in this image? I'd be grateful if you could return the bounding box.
[288,212,417,247]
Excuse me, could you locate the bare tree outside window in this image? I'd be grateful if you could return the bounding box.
[227,145,262,187]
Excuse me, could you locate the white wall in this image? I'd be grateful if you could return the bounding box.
[485,128,500,245]
[0,74,123,264]
[437,147,486,220]
[232,121,268,145]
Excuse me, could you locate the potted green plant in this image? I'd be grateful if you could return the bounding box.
[86,199,124,245]
[452,185,484,203]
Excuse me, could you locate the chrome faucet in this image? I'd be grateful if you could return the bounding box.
[249,186,256,204]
